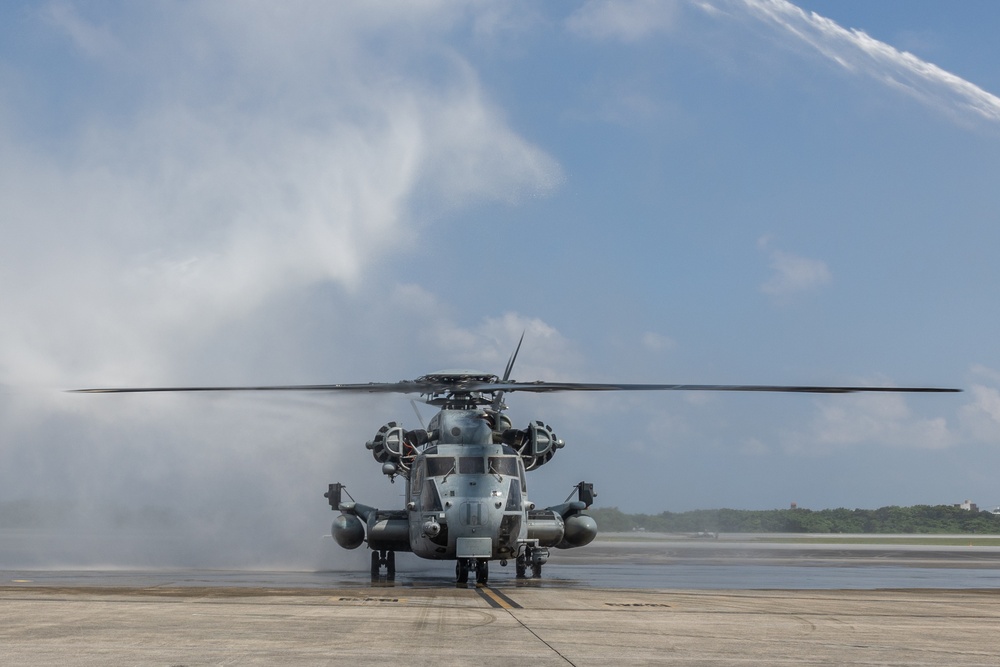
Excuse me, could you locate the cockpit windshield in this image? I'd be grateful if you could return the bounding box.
[488,456,519,477]
[458,456,485,474]
[425,456,455,477]
[425,455,516,478]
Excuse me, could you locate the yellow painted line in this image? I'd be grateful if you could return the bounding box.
[476,586,521,609]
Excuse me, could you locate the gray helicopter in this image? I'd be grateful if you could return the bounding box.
[74,339,959,585]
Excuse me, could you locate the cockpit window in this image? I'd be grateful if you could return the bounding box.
[458,456,485,474]
[505,478,522,511]
[488,456,519,477]
[426,456,456,477]
[411,459,425,492]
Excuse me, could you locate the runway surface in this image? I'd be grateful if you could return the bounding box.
[4,536,1000,665]
[3,582,1000,665]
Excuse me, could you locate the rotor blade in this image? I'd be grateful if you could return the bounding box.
[492,331,525,412]
[410,398,427,429]
[502,332,525,382]
[465,381,962,394]
[69,381,437,395]
[70,380,961,396]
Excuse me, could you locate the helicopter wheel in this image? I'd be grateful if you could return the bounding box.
[532,562,542,579]
[475,559,489,585]
[370,551,380,580]
[386,551,396,580]
[515,555,527,579]
[456,558,470,585]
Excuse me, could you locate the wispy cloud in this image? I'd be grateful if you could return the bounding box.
[574,0,1000,127]
[787,392,956,453]
[758,237,831,297]
[0,4,561,387]
[642,331,676,352]
[566,0,681,42]
[958,367,1000,442]
[42,2,121,59]
[732,0,1000,125]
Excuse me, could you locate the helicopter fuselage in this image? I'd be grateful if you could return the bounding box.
[327,404,598,583]
[406,439,527,561]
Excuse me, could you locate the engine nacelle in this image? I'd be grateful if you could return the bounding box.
[367,511,410,551]
[526,509,565,547]
[332,514,365,550]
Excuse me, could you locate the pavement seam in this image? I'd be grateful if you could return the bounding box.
[503,608,576,666]
[474,589,575,666]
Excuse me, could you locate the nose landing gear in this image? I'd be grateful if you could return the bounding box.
[455,558,489,586]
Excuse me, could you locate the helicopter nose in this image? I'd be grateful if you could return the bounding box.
[456,500,485,527]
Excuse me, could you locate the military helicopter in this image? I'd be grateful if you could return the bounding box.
[74,338,960,585]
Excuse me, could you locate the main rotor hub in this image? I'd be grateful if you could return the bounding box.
[417,370,500,408]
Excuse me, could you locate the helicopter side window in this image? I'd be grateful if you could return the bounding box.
[488,456,518,477]
[458,456,484,474]
[505,478,522,511]
[426,456,456,478]
[421,478,443,512]
[411,459,425,493]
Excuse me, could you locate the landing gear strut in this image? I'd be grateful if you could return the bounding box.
[370,550,395,581]
[455,558,489,586]
[516,545,547,579]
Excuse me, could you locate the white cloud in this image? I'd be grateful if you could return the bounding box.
[642,331,677,352]
[740,437,770,456]
[417,307,578,382]
[778,366,1000,456]
[758,238,831,296]
[43,2,121,59]
[567,0,681,42]
[728,0,1000,126]
[568,0,1000,129]
[0,3,560,388]
[959,384,1000,442]
[789,392,956,453]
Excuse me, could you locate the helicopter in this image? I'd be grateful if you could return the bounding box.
[74,338,960,585]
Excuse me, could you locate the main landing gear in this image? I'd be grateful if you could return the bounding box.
[515,544,547,579]
[456,558,489,586]
[371,550,395,581]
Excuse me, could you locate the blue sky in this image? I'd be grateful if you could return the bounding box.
[2,1,1000,567]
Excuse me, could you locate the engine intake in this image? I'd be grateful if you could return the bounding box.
[513,421,565,470]
[366,422,425,477]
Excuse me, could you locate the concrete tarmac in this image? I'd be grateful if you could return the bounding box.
[3,583,1000,666]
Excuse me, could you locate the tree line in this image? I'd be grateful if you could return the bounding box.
[588,505,1000,534]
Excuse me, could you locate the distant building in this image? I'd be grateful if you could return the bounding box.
[955,500,979,512]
